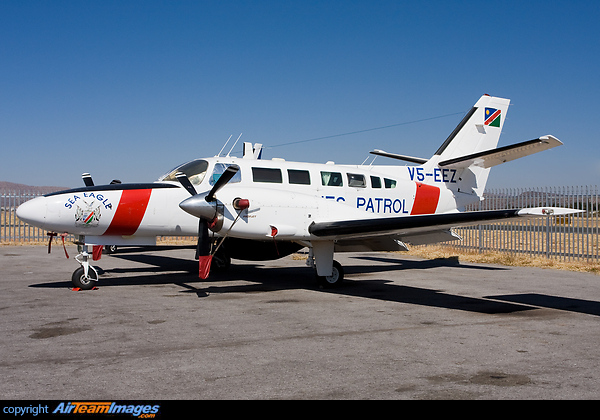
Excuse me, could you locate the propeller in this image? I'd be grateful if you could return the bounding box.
[175,165,240,279]
[82,172,121,186]
[178,165,240,219]
[82,173,94,187]
[175,172,197,196]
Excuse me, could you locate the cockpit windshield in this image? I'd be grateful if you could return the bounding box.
[158,159,209,186]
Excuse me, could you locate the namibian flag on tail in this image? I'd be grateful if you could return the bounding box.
[484,107,501,127]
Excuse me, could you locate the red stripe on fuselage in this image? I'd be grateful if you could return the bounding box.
[410,182,440,215]
[103,189,152,236]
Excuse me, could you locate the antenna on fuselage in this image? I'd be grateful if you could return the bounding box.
[359,155,377,166]
[217,135,233,157]
[226,133,243,157]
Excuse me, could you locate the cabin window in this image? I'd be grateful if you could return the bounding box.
[252,167,283,183]
[288,169,311,185]
[384,178,397,189]
[370,176,382,189]
[321,171,343,187]
[347,173,366,188]
[210,163,242,185]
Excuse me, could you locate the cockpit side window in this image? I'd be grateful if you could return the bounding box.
[159,159,209,186]
[210,163,242,185]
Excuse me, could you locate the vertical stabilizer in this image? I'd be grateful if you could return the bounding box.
[424,95,510,200]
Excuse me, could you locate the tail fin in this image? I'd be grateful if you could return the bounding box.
[371,94,561,206]
[423,94,510,199]
[431,94,510,163]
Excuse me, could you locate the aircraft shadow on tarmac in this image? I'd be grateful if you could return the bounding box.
[348,255,507,273]
[29,252,600,318]
[484,294,600,317]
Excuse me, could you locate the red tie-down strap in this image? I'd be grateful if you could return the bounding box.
[198,255,212,279]
[47,232,70,259]
[92,245,103,261]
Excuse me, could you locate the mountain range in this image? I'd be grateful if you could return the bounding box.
[0,181,68,194]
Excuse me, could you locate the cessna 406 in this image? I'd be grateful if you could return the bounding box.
[17,94,578,289]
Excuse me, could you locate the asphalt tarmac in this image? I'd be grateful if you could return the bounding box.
[1,245,600,400]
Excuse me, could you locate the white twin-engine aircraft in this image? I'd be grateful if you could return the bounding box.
[17,94,578,290]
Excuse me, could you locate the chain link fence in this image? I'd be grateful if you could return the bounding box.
[3,186,599,263]
[443,185,599,262]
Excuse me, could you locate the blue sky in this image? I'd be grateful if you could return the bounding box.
[2,0,599,188]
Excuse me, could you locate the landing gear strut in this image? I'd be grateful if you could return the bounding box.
[72,236,99,290]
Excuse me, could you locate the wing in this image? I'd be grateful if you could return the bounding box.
[308,207,581,244]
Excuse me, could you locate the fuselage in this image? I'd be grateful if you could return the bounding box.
[16,155,469,245]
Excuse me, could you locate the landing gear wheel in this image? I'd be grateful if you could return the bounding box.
[71,266,98,290]
[316,260,344,288]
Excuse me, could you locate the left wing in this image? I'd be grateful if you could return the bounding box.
[308,207,581,243]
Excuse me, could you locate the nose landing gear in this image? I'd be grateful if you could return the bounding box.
[72,236,99,290]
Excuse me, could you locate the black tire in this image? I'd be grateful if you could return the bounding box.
[316,260,344,288]
[71,266,98,290]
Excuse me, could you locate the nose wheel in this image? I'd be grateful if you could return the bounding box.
[72,237,99,290]
[72,265,99,290]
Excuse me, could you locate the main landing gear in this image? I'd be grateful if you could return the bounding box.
[307,245,345,288]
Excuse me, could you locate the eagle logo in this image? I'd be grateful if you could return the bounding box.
[74,199,101,228]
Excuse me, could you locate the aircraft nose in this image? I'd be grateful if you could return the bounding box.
[16,196,47,229]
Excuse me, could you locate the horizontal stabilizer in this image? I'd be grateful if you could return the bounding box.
[438,135,562,169]
[370,149,428,164]
[517,207,585,217]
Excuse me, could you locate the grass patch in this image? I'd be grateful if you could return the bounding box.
[405,244,600,275]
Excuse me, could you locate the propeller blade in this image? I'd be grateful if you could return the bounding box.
[196,218,212,279]
[82,173,94,187]
[176,172,198,196]
[196,219,210,258]
[206,165,239,202]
